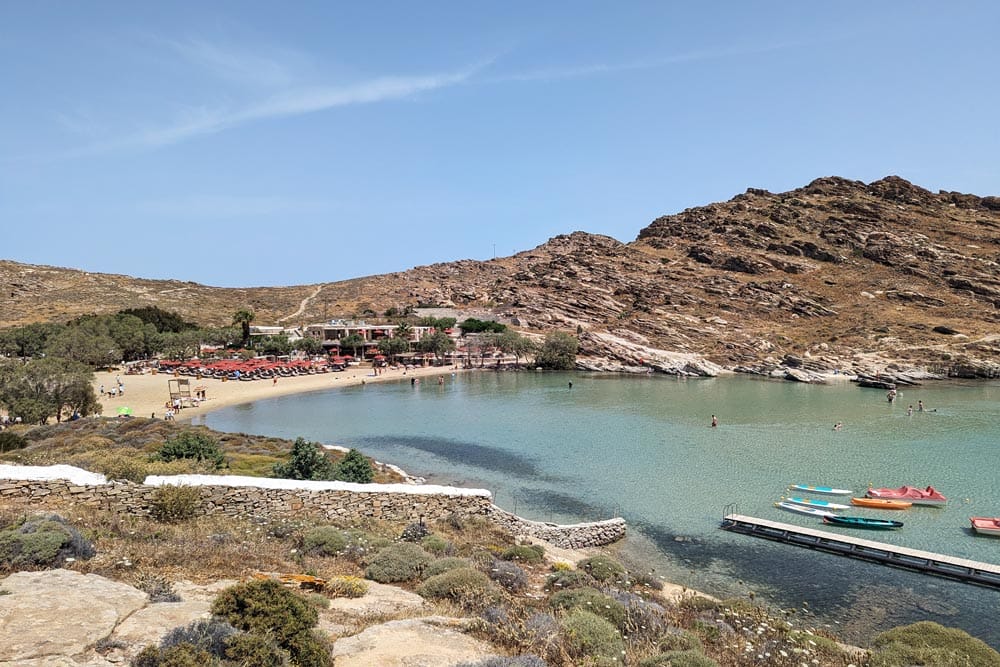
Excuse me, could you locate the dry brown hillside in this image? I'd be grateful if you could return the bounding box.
[3,175,999,375]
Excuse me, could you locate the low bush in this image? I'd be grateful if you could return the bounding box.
[610,589,670,639]
[416,567,494,604]
[88,452,148,483]
[487,559,529,593]
[340,528,392,563]
[544,569,592,591]
[223,633,288,665]
[400,521,431,542]
[639,651,719,667]
[133,571,181,603]
[364,542,432,583]
[0,513,95,570]
[0,431,27,453]
[211,578,330,666]
[326,575,368,598]
[657,628,704,653]
[425,556,471,578]
[334,448,374,483]
[160,618,238,658]
[421,534,453,556]
[456,657,548,667]
[550,587,626,629]
[869,620,1000,666]
[501,544,544,564]
[155,431,225,469]
[559,608,625,661]
[577,555,625,583]
[677,595,719,612]
[149,485,201,523]
[131,643,214,667]
[301,526,346,556]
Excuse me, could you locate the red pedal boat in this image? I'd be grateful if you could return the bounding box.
[970,517,1000,536]
[866,485,947,506]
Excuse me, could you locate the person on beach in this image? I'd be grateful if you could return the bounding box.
[907,405,914,416]
[918,400,924,412]
[833,422,842,431]
[99,384,104,395]
[711,415,718,428]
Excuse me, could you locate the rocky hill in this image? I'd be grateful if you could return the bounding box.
[3,176,999,376]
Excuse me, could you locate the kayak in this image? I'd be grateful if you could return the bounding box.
[775,501,835,518]
[784,496,849,511]
[823,515,903,530]
[851,497,912,510]
[788,484,853,496]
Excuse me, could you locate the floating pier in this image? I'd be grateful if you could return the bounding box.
[720,512,1000,590]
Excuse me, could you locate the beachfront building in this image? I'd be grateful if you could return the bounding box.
[248,326,304,342]
[304,320,443,359]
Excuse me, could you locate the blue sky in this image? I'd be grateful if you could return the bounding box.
[3,2,998,287]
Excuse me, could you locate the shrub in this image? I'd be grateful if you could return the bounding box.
[400,521,431,542]
[487,559,530,593]
[340,529,391,563]
[130,643,214,667]
[551,561,573,572]
[657,628,704,653]
[421,534,453,556]
[134,571,181,603]
[550,587,626,629]
[272,437,335,481]
[577,555,625,583]
[544,570,592,591]
[559,608,625,661]
[416,567,494,604]
[0,431,27,453]
[326,575,368,598]
[677,595,719,612]
[425,557,471,578]
[610,589,670,639]
[160,619,238,658]
[334,448,374,483]
[364,542,432,583]
[155,431,224,469]
[90,452,148,483]
[501,544,544,564]
[149,485,201,523]
[301,526,347,557]
[456,657,548,667]
[211,578,330,666]
[0,513,95,569]
[223,633,289,666]
[639,651,719,667]
[869,621,1000,667]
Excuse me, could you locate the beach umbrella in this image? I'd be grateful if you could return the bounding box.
[117,406,133,416]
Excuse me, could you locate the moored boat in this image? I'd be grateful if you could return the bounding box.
[784,496,849,511]
[823,515,903,530]
[970,517,1000,536]
[775,501,835,518]
[851,497,912,510]
[866,485,947,506]
[788,484,852,496]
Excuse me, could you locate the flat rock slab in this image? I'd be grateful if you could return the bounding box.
[326,580,428,617]
[330,616,496,667]
[0,569,147,662]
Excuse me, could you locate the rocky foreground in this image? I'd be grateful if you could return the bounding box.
[3,176,999,378]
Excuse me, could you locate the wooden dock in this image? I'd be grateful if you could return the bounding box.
[721,513,1000,590]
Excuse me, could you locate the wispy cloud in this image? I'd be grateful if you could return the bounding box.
[49,63,483,158]
[485,39,827,84]
[162,36,297,87]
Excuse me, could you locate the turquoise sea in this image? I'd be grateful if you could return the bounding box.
[199,372,1000,648]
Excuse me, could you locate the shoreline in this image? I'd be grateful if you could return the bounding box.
[92,363,469,422]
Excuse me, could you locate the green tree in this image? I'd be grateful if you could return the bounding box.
[376,337,409,364]
[45,318,119,367]
[156,431,226,468]
[0,357,100,423]
[159,330,202,360]
[535,331,579,370]
[340,334,366,358]
[117,306,197,333]
[272,437,336,481]
[417,331,456,359]
[201,326,241,349]
[232,309,255,348]
[335,449,374,483]
[458,318,507,335]
[109,314,159,361]
[498,330,535,366]
[258,335,292,357]
[0,322,66,359]
[293,336,323,355]
[394,322,413,350]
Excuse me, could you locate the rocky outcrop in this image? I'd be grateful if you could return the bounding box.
[486,505,626,549]
[329,617,496,667]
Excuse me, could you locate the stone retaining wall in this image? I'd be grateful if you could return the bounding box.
[0,476,626,548]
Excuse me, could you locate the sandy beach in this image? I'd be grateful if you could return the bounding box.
[93,364,468,421]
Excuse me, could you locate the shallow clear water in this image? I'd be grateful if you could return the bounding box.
[200,372,1000,647]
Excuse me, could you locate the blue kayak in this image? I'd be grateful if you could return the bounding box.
[784,496,849,510]
[823,515,903,530]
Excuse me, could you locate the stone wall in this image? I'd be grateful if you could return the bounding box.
[0,474,626,548]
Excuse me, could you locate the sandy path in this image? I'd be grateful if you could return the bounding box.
[93,363,467,421]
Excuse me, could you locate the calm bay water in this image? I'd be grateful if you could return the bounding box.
[200,372,1000,647]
